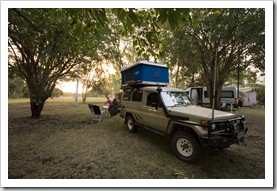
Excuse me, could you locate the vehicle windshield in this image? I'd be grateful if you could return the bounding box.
[161,91,192,107]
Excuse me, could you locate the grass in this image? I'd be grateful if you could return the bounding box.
[7,97,266,182]
[8,96,107,104]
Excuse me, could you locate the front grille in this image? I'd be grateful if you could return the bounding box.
[208,116,246,138]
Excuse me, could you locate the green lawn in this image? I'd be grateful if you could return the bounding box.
[8,96,107,104]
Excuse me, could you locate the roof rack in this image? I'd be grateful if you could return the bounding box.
[121,81,168,89]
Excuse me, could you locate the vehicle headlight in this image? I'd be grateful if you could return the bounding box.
[233,123,238,131]
[201,120,209,126]
[211,123,216,130]
[239,120,246,130]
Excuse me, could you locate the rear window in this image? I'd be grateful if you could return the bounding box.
[123,91,131,101]
[204,91,208,98]
[221,91,234,98]
[204,90,234,98]
[131,91,143,102]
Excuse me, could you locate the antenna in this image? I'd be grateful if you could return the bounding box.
[212,48,218,120]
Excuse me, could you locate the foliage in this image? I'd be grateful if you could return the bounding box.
[51,88,63,98]
[256,85,265,105]
[8,8,109,118]
[8,8,265,117]
[159,8,265,108]
[159,25,203,88]
[8,74,29,98]
[226,67,259,87]
[109,8,190,62]
[7,8,187,111]
[77,60,107,103]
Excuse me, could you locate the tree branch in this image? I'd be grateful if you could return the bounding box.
[12,8,43,33]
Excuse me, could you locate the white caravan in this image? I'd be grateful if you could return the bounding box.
[184,86,237,108]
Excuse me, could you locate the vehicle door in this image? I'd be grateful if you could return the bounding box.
[202,87,210,107]
[128,90,145,124]
[191,88,203,106]
[140,91,168,132]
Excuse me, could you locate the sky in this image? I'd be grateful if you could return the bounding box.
[57,81,80,93]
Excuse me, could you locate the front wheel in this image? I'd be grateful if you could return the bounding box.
[126,115,138,133]
[171,131,202,163]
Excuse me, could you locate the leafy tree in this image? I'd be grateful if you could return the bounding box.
[159,25,203,88]
[112,8,191,62]
[51,88,63,98]
[61,14,124,103]
[8,8,109,118]
[80,60,111,103]
[8,8,161,118]
[8,74,29,98]
[161,8,265,109]
[226,67,259,87]
[197,8,264,109]
[248,84,265,106]
[8,8,194,119]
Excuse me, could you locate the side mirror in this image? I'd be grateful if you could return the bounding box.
[156,86,162,94]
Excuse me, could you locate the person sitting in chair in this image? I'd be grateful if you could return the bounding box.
[104,97,112,105]
[108,94,120,116]
[220,101,227,111]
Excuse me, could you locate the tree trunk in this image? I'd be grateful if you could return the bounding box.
[30,99,44,118]
[207,79,225,110]
[208,88,220,110]
[28,82,50,118]
[82,93,87,103]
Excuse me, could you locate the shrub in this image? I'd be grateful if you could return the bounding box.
[256,85,265,105]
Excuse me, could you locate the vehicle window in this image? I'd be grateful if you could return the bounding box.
[204,91,209,98]
[221,91,234,98]
[123,91,131,101]
[132,91,143,102]
[147,93,160,107]
[161,91,191,107]
[203,90,234,98]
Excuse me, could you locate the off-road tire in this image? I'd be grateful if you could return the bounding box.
[171,131,202,163]
[126,115,138,133]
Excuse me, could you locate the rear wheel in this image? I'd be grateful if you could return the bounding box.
[126,115,138,133]
[171,131,202,163]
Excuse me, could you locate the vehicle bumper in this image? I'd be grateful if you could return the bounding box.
[200,115,248,147]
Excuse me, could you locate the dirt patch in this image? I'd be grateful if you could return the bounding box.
[7,103,265,180]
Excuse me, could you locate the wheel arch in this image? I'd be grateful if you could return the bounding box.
[124,112,134,124]
[169,123,199,142]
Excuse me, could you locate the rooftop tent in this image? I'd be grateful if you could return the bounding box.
[121,60,169,87]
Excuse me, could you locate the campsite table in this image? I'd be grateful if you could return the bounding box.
[103,105,109,116]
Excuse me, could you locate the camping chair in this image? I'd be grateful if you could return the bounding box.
[88,103,95,117]
[88,103,96,121]
[91,105,105,123]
